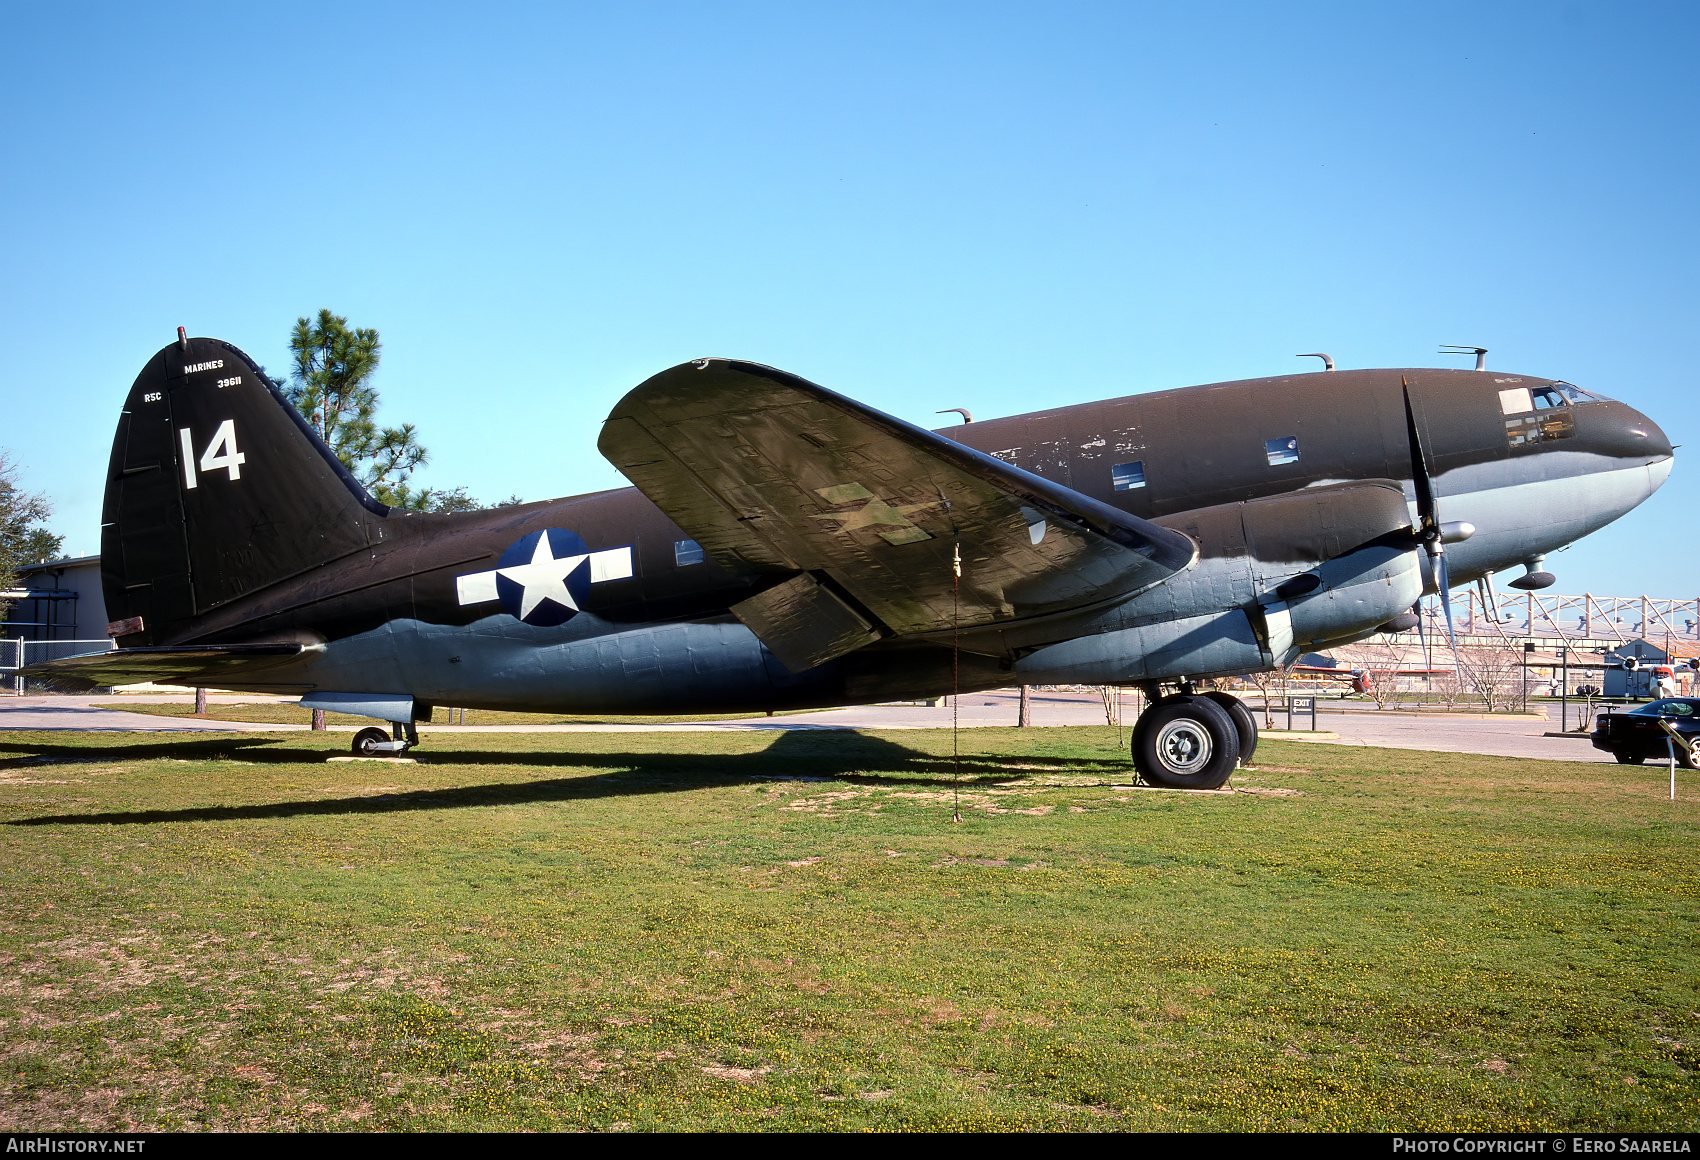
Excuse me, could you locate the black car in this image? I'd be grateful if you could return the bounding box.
[1592,698,1700,767]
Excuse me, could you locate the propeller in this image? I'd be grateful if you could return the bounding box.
[1402,377,1463,675]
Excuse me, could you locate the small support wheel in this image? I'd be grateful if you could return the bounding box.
[1204,691,1259,767]
[353,727,389,757]
[1131,695,1240,789]
[1613,751,1645,765]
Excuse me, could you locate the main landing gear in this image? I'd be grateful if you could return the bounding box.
[1127,685,1257,790]
[352,722,418,757]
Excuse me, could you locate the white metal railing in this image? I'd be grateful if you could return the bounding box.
[2,638,115,694]
[1389,592,1700,649]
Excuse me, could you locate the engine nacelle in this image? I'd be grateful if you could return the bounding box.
[1011,480,1425,684]
[1014,606,1267,685]
[1275,541,1426,653]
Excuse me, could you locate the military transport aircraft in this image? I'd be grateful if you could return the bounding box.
[26,332,1674,789]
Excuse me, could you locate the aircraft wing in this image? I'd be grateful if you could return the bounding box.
[21,644,310,692]
[599,359,1196,671]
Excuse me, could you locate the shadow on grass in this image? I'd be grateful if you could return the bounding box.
[3,730,1138,827]
[0,735,295,764]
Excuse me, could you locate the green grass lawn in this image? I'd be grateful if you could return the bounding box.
[0,726,1695,1132]
[97,701,825,726]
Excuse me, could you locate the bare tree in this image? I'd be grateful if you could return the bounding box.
[1361,665,1399,710]
[1456,646,1526,713]
[1243,663,1299,727]
[1433,669,1467,711]
[1243,668,1280,727]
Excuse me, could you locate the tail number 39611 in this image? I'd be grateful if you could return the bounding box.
[178,420,247,489]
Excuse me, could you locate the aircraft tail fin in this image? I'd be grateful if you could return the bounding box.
[100,334,386,646]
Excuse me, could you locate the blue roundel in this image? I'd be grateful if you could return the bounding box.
[494,528,592,627]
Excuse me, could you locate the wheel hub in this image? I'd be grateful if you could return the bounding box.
[1155,717,1212,773]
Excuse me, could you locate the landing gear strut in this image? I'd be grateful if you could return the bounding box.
[1128,688,1249,789]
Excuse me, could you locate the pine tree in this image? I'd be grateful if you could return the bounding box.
[283,310,519,513]
[285,309,434,509]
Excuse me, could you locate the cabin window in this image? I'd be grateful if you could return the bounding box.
[1111,461,1146,490]
[674,539,705,566]
[1498,387,1534,415]
[1530,385,1567,410]
[1265,436,1300,466]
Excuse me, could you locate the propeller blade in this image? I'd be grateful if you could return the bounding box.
[1401,377,1438,536]
[1412,599,1431,671]
[1434,547,1463,676]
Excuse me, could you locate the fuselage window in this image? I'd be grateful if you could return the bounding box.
[1111,461,1146,490]
[1499,387,1534,415]
[1265,436,1300,466]
[674,539,705,566]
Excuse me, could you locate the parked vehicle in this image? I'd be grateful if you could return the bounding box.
[1591,698,1700,767]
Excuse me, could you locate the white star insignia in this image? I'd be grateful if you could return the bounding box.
[497,534,589,619]
[455,542,635,612]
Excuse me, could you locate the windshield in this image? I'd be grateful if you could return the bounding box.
[1535,382,1605,407]
[1629,699,1700,717]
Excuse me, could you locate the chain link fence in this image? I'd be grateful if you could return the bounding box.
[1,638,114,693]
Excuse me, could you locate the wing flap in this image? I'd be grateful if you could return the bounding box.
[600,360,1195,643]
[730,573,883,672]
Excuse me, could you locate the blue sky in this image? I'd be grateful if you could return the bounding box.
[3,2,1694,596]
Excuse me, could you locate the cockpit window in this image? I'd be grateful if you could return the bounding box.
[1551,382,1602,404]
[1529,383,1603,410]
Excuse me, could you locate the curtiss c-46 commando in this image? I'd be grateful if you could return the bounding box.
[28,333,1674,787]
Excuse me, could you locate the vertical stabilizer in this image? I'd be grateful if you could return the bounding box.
[100,337,385,645]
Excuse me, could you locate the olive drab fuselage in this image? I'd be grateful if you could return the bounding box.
[40,340,1672,718]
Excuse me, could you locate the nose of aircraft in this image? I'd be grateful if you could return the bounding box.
[1577,399,1675,464]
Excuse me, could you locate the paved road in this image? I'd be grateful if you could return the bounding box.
[0,690,1613,762]
[1285,708,1603,763]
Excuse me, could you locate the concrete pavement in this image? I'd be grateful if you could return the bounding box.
[0,689,1615,762]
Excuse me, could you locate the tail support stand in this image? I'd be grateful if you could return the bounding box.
[951,536,961,825]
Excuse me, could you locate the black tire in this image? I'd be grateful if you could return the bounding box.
[1613,751,1645,765]
[1131,695,1240,789]
[1204,691,1259,767]
[352,727,389,757]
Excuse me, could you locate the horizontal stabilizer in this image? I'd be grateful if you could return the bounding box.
[600,359,1196,664]
[21,644,308,691]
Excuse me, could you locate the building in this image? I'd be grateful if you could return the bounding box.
[1602,640,1699,699]
[1,556,112,688]
[2,555,109,643]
